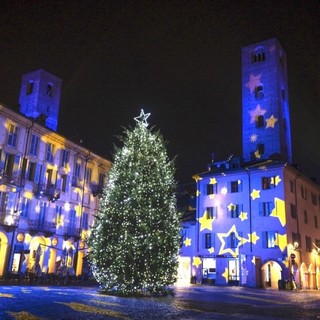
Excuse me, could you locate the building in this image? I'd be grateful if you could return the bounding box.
[0,69,111,280]
[178,38,320,290]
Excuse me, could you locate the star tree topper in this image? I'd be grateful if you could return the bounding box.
[134,109,151,127]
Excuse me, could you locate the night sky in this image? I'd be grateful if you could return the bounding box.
[0,1,320,184]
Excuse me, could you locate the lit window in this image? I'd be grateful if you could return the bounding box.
[230,204,242,218]
[230,180,242,193]
[206,183,217,195]
[29,134,39,156]
[206,207,218,219]
[47,83,54,97]
[7,123,18,147]
[259,202,273,216]
[46,143,54,163]
[26,81,34,95]
[265,231,278,248]
[256,115,265,128]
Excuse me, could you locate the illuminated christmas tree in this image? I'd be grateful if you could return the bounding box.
[88,110,181,295]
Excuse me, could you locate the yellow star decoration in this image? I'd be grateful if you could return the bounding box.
[270,197,286,227]
[198,212,215,231]
[222,267,229,283]
[227,203,235,211]
[276,233,288,252]
[266,114,278,128]
[209,178,217,185]
[249,231,260,245]
[196,190,200,197]
[271,175,281,186]
[217,225,248,257]
[208,247,214,254]
[209,193,216,200]
[192,256,202,268]
[254,150,261,159]
[250,189,260,200]
[239,211,248,222]
[193,175,202,182]
[184,237,191,247]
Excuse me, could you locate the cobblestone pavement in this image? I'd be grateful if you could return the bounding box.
[0,284,320,319]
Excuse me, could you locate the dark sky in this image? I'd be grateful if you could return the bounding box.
[0,1,320,183]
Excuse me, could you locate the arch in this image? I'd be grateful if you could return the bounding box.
[301,262,309,289]
[308,263,317,289]
[261,260,283,289]
[28,236,46,274]
[0,232,9,277]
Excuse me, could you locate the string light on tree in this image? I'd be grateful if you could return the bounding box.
[88,109,181,296]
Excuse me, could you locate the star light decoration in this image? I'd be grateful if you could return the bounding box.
[192,256,202,268]
[184,237,192,247]
[198,212,215,232]
[245,73,263,94]
[250,133,258,143]
[134,109,151,127]
[266,115,278,128]
[249,104,267,124]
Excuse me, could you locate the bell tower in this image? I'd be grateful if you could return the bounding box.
[242,38,292,163]
[19,69,62,131]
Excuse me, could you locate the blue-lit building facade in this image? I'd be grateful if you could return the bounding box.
[178,38,320,290]
[0,70,111,280]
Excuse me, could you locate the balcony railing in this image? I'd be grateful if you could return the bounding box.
[0,172,24,189]
[28,219,57,235]
[33,184,60,202]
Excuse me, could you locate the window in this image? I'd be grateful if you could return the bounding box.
[230,180,242,193]
[72,161,81,187]
[252,49,266,63]
[46,143,54,163]
[315,216,318,229]
[257,144,265,155]
[61,174,68,192]
[265,231,278,248]
[312,193,318,206]
[230,232,238,248]
[47,83,54,97]
[81,212,89,230]
[230,204,242,218]
[26,81,34,95]
[7,123,18,147]
[0,192,8,212]
[259,202,273,216]
[290,203,297,219]
[56,206,63,225]
[98,172,105,190]
[206,207,218,219]
[256,115,265,128]
[26,162,36,181]
[29,134,39,156]
[68,209,76,234]
[255,85,264,99]
[85,167,92,183]
[60,149,69,167]
[4,153,19,176]
[204,233,213,249]
[290,180,295,193]
[262,177,276,190]
[20,197,30,218]
[306,236,312,252]
[304,210,308,224]
[206,183,217,195]
[301,185,307,200]
[292,233,301,247]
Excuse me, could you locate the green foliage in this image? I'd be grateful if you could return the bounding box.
[88,119,180,295]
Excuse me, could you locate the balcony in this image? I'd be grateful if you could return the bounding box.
[0,210,20,231]
[33,184,60,202]
[90,183,103,197]
[62,226,81,240]
[0,172,24,189]
[28,219,56,236]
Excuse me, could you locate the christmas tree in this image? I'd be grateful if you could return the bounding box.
[88,110,181,295]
